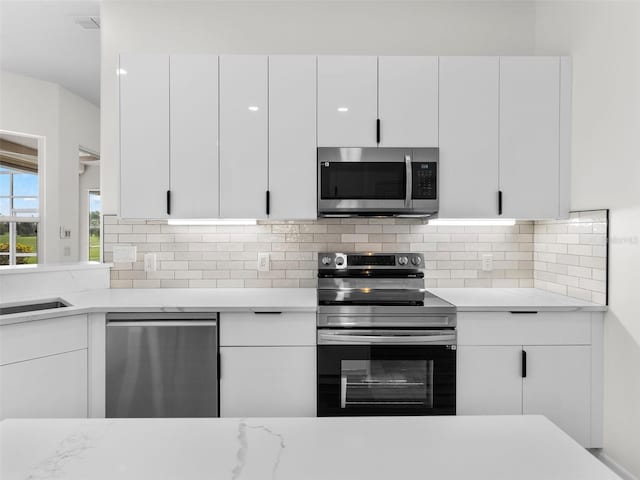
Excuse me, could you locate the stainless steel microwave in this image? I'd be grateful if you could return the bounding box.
[317,147,439,217]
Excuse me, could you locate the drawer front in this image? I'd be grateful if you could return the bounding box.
[457,311,591,346]
[220,311,316,346]
[0,315,88,365]
[0,349,88,419]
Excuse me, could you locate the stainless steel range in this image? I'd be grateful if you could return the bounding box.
[316,252,457,417]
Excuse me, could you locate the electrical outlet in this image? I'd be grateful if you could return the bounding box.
[63,246,71,257]
[482,254,493,272]
[113,245,137,263]
[59,226,72,239]
[258,252,270,272]
[144,253,157,272]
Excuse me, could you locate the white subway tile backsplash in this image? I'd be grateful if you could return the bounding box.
[533,211,608,305]
[104,216,606,301]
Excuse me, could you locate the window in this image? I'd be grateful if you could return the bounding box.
[0,166,39,265]
[89,190,101,261]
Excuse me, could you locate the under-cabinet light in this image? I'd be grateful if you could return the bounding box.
[428,219,516,227]
[167,219,257,226]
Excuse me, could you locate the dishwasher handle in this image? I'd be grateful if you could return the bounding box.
[107,320,217,327]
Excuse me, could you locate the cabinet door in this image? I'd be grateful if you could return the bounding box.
[220,346,316,417]
[457,345,522,415]
[499,57,560,219]
[119,54,170,219]
[439,57,499,218]
[0,349,87,420]
[219,56,268,219]
[268,55,317,219]
[317,56,378,147]
[170,55,219,218]
[523,345,591,446]
[378,56,438,147]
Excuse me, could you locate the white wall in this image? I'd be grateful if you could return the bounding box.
[535,2,640,477]
[100,0,537,215]
[0,71,100,263]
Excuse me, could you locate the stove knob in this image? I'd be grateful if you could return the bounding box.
[411,256,422,266]
[321,256,332,266]
[398,256,409,266]
[335,256,345,266]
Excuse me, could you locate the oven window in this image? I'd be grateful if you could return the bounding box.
[321,162,405,199]
[340,359,434,409]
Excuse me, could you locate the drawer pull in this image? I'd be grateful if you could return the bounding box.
[509,311,539,314]
[253,311,283,315]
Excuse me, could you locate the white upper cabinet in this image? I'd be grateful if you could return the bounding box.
[439,57,500,218]
[268,55,317,220]
[219,55,269,219]
[119,54,170,219]
[169,55,219,218]
[378,56,438,147]
[499,57,562,219]
[317,56,378,147]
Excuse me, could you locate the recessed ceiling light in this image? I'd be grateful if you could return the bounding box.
[116,68,127,76]
[337,107,349,112]
[248,106,259,112]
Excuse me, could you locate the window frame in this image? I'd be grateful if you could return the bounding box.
[0,168,40,266]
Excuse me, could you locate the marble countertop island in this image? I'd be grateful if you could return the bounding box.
[1,416,619,480]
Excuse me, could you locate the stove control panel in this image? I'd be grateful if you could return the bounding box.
[318,252,425,271]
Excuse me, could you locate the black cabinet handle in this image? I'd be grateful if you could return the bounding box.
[166,190,171,215]
[266,190,270,215]
[217,352,221,379]
[522,350,527,378]
[510,311,539,314]
[376,119,381,144]
[498,190,503,215]
[253,311,282,315]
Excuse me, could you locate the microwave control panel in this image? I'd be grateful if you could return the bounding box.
[412,162,437,200]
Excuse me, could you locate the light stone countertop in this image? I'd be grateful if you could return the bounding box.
[0,262,112,275]
[0,416,620,480]
[0,287,606,326]
[429,288,607,312]
[0,288,317,325]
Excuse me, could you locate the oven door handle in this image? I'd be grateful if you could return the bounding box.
[405,153,412,208]
[317,331,456,345]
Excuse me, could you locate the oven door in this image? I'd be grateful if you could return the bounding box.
[317,329,456,417]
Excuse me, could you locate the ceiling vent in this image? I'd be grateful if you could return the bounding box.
[73,16,100,30]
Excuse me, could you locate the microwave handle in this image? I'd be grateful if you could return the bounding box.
[405,154,412,208]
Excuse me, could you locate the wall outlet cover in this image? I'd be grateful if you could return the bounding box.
[144,253,157,272]
[59,226,72,239]
[113,245,137,263]
[258,252,270,272]
[482,254,493,272]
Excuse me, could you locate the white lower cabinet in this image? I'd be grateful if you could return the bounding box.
[457,346,522,415]
[523,345,591,447]
[220,346,316,417]
[0,349,88,419]
[456,312,600,448]
[0,314,89,420]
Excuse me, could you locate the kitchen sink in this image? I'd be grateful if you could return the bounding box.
[0,299,71,316]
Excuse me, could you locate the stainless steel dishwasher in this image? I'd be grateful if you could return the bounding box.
[106,312,218,418]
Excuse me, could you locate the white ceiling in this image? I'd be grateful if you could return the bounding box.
[0,0,100,105]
